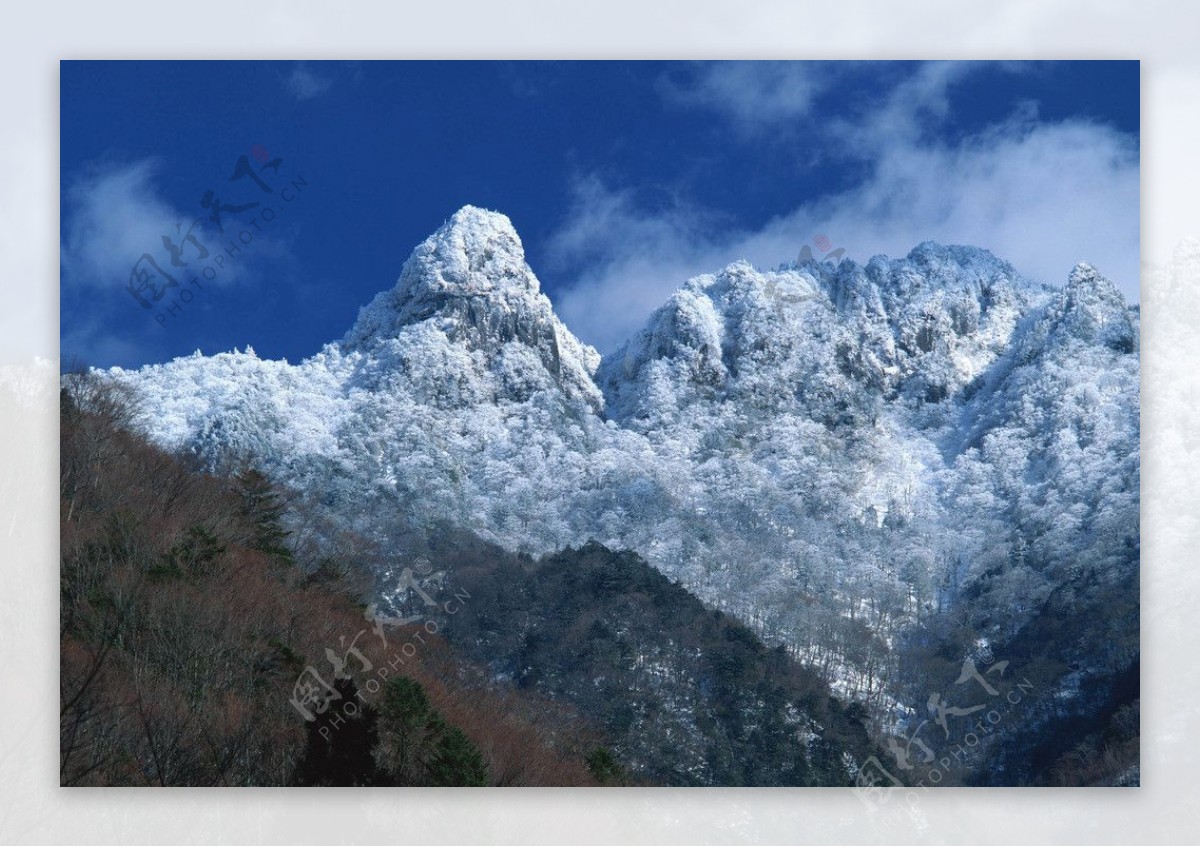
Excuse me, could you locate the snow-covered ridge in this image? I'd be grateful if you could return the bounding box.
[102,206,1139,705]
[599,241,1050,429]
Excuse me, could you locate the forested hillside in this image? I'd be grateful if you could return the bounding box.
[60,374,891,786]
[414,534,882,785]
[60,374,602,786]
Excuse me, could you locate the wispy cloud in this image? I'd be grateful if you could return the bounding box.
[549,63,1139,353]
[657,61,833,133]
[62,159,178,290]
[284,62,334,101]
[545,176,729,352]
[61,159,257,293]
[60,158,295,367]
[829,61,979,151]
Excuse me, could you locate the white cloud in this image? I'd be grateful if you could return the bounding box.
[60,158,296,367]
[805,116,1140,294]
[829,61,980,152]
[61,159,261,294]
[548,64,1139,353]
[657,61,830,132]
[62,159,179,290]
[285,62,334,101]
[547,178,730,353]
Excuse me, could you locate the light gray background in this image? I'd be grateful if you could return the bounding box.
[2,1,1197,843]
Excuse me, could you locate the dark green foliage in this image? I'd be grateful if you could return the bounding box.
[425,719,488,787]
[152,524,226,581]
[303,556,347,587]
[235,467,294,564]
[375,677,488,786]
[261,638,307,679]
[433,536,885,786]
[584,746,627,786]
[378,677,430,780]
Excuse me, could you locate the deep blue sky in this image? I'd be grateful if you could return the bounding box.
[60,60,1139,368]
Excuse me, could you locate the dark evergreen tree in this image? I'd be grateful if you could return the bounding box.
[584,746,627,786]
[235,467,294,564]
[153,523,226,581]
[377,677,489,786]
[378,677,430,781]
[425,716,488,787]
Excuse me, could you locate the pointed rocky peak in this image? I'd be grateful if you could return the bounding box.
[1064,262,1125,306]
[597,261,834,423]
[1048,262,1136,352]
[599,263,757,379]
[406,204,535,298]
[339,206,603,410]
[343,206,540,346]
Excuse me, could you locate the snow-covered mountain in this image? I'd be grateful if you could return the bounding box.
[105,205,1139,708]
[341,206,604,411]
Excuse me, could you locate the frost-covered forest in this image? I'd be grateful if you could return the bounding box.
[102,206,1140,784]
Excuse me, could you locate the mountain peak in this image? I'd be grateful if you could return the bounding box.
[1049,261,1135,351]
[407,205,534,298]
[427,205,529,287]
[342,206,540,349]
[1061,262,1128,318]
[339,206,603,410]
[1066,261,1119,296]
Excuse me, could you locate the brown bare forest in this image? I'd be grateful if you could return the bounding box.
[60,373,607,786]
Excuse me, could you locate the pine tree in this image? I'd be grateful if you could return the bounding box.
[584,746,626,785]
[235,467,294,564]
[379,676,430,781]
[425,716,488,787]
[377,677,489,786]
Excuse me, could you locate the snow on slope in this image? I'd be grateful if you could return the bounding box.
[104,205,1140,704]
